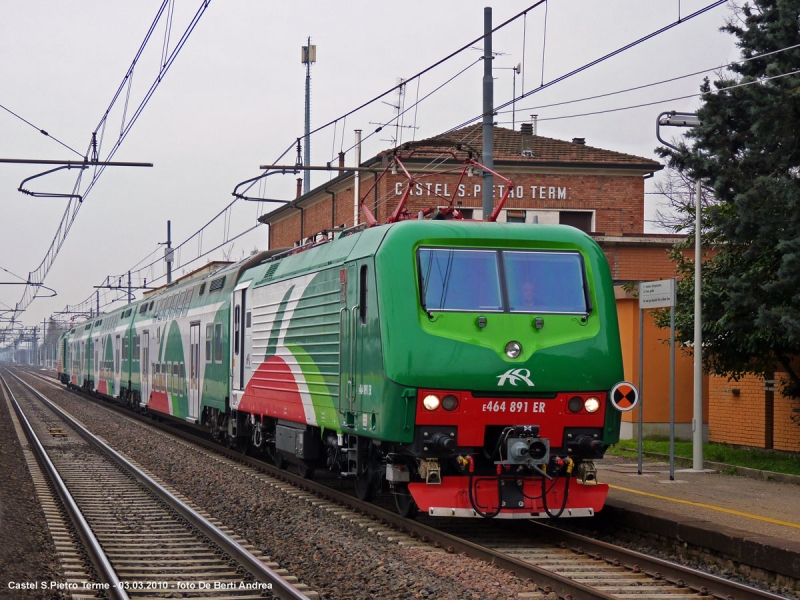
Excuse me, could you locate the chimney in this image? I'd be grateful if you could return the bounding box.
[520,122,533,157]
[572,137,585,145]
[338,152,345,175]
[296,178,303,198]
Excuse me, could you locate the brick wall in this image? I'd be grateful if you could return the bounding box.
[373,171,644,234]
[269,210,302,249]
[601,245,694,282]
[709,372,800,451]
[269,168,647,247]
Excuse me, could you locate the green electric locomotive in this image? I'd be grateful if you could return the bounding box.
[228,218,632,518]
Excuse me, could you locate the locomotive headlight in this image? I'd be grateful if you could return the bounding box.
[505,341,522,359]
[584,397,600,413]
[442,394,458,411]
[568,396,584,413]
[423,394,441,411]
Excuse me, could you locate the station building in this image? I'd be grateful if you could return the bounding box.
[258,123,800,451]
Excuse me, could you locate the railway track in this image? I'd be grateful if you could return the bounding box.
[1,367,316,600]
[12,366,790,600]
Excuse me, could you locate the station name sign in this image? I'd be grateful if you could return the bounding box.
[394,182,568,201]
[639,279,676,309]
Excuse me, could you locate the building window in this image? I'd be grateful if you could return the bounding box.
[559,211,593,233]
[506,210,526,223]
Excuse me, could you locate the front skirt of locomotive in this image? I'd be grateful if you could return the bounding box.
[409,476,608,519]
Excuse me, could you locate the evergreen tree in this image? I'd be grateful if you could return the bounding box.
[657,0,800,398]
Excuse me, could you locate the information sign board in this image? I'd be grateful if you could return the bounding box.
[639,279,676,309]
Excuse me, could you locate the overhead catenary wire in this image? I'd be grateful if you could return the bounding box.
[441,0,728,136]
[497,41,800,117]
[304,1,546,148]
[57,3,549,323]
[540,0,548,87]
[0,102,84,157]
[36,1,736,326]
[498,69,800,124]
[4,0,213,335]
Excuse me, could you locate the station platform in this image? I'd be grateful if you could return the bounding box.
[593,453,800,583]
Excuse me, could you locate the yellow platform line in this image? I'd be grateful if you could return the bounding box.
[608,484,800,530]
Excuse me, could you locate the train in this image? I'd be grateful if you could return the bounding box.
[57,216,635,519]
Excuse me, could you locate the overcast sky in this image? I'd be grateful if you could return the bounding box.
[0,0,739,338]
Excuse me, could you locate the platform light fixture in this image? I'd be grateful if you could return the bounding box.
[656,110,704,472]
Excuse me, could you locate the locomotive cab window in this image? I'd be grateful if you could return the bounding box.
[417,247,589,314]
[417,248,502,312]
[504,251,590,314]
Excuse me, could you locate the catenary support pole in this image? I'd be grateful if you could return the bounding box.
[482,7,494,219]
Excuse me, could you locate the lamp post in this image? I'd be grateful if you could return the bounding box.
[656,110,705,472]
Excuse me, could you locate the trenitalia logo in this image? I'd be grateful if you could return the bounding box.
[497,368,535,387]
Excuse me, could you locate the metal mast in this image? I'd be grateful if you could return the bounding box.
[482,7,494,219]
[301,38,316,194]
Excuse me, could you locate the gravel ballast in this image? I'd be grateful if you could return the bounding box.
[41,385,543,600]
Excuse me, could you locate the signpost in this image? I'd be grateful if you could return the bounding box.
[638,279,677,480]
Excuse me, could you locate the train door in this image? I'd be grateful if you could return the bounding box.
[189,322,200,421]
[141,330,150,406]
[94,342,99,391]
[232,282,250,391]
[114,334,121,395]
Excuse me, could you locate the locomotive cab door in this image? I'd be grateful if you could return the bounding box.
[341,259,380,432]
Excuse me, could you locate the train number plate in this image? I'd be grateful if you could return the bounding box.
[481,400,545,413]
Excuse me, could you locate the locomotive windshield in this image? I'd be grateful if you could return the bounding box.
[417,249,503,311]
[418,248,589,314]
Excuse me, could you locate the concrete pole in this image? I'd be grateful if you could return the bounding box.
[693,179,704,470]
[482,6,494,220]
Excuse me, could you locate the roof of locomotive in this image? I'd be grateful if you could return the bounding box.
[241,220,606,288]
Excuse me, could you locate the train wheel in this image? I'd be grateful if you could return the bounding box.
[394,484,419,519]
[298,462,315,479]
[273,451,288,470]
[355,469,378,502]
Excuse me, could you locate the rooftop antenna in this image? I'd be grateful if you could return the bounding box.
[301,37,316,194]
